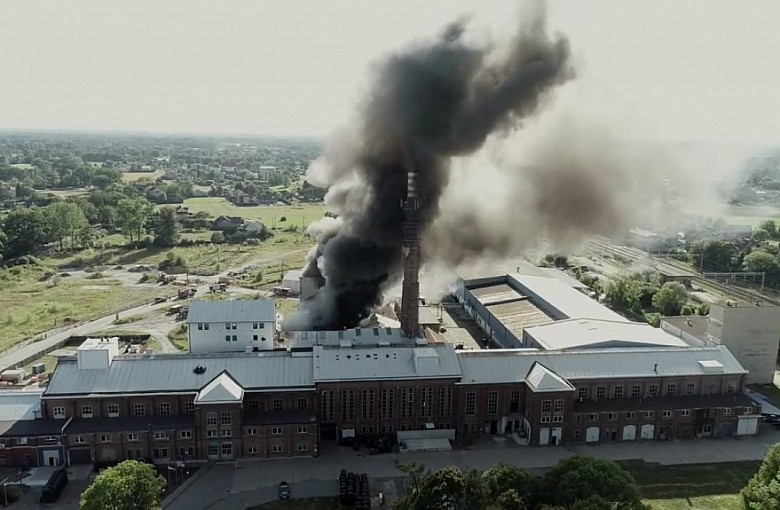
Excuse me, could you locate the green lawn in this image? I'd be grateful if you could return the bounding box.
[181,197,328,228]
[0,266,161,351]
[249,498,341,510]
[168,324,189,351]
[721,205,780,227]
[622,460,759,510]
[121,170,163,182]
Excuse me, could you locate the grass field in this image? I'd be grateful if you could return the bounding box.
[181,198,328,228]
[623,460,759,510]
[722,205,780,227]
[168,324,189,351]
[0,266,160,351]
[122,170,163,182]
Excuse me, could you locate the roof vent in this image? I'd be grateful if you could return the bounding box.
[193,365,207,375]
[698,360,724,373]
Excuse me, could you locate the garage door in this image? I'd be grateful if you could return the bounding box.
[640,424,655,440]
[69,447,92,465]
[585,427,600,443]
[539,428,550,446]
[622,425,636,441]
[737,417,759,436]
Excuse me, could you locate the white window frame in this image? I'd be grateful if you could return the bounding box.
[159,402,171,416]
[272,444,283,453]
[81,405,93,418]
[248,446,259,454]
[52,407,66,419]
[180,431,192,439]
[184,402,195,414]
[272,427,283,435]
[133,403,146,416]
[681,409,690,417]
[153,431,167,440]
[73,436,85,444]
[297,443,308,452]
[247,428,257,436]
[127,433,139,441]
[107,404,119,418]
[297,426,308,434]
[100,434,112,443]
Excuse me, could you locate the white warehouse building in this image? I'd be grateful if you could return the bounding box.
[186,300,276,353]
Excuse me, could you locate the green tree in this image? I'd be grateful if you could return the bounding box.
[79,459,165,510]
[152,207,181,247]
[651,282,688,316]
[605,275,643,312]
[540,456,645,510]
[743,250,780,278]
[696,240,738,271]
[753,228,771,242]
[2,208,49,258]
[43,202,88,251]
[742,443,780,510]
[482,463,537,507]
[760,219,778,238]
[492,489,526,510]
[116,198,153,246]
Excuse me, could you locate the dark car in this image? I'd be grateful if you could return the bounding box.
[279,481,290,500]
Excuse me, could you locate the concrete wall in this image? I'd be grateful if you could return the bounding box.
[189,320,274,353]
[708,304,780,384]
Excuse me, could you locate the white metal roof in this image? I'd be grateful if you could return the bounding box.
[313,343,462,382]
[291,327,415,348]
[525,362,575,392]
[524,319,688,350]
[186,299,275,324]
[43,351,313,396]
[508,274,628,322]
[457,345,746,385]
[195,371,244,404]
[0,391,43,421]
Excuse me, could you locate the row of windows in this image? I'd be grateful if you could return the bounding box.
[246,398,309,413]
[224,335,268,342]
[573,406,751,423]
[75,430,194,443]
[53,402,196,419]
[321,388,455,422]
[541,399,565,414]
[205,411,233,426]
[578,381,738,401]
[196,322,266,331]
[465,391,522,416]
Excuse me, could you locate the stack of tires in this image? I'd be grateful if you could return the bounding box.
[339,469,370,508]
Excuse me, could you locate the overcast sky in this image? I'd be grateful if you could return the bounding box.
[1,0,779,144]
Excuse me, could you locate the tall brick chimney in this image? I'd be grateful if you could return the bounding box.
[400,168,421,338]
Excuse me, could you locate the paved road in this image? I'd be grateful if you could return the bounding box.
[0,247,311,371]
[164,428,780,510]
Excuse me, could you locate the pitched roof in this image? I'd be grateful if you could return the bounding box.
[43,351,313,397]
[186,299,275,324]
[195,371,244,404]
[525,362,575,393]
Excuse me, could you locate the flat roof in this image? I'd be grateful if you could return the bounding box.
[471,284,524,306]
[313,343,462,382]
[0,391,43,421]
[186,299,275,324]
[662,316,709,342]
[486,299,554,340]
[524,319,688,350]
[290,327,414,348]
[43,351,313,397]
[77,337,118,351]
[457,345,746,385]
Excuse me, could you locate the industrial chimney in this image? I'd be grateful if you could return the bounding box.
[400,168,421,338]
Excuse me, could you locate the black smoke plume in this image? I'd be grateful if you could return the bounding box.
[287,9,572,330]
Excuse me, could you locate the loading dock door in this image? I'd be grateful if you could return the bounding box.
[737,416,759,436]
[69,448,92,465]
[622,425,636,441]
[640,424,655,440]
[585,427,600,443]
[539,428,550,446]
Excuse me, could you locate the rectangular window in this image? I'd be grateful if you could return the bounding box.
[52,406,65,419]
[381,389,394,420]
[706,383,717,395]
[204,323,209,330]
[626,412,635,419]
[541,400,552,413]
[127,433,138,441]
[153,448,169,459]
[184,402,195,414]
[381,424,394,433]
[595,386,606,399]
[221,412,232,426]
[208,444,219,457]
[361,389,375,420]
[648,385,659,398]
[553,400,564,414]
[465,392,476,416]
[644,411,654,418]
[100,434,112,442]
[726,382,737,394]
[159,403,171,416]
[681,409,690,417]
[248,446,259,454]
[73,436,85,444]
[613,386,624,398]
[225,335,231,342]
[180,431,192,439]
[297,398,308,411]
[685,383,696,395]
[247,428,257,436]
[509,390,520,413]
[608,412,617,421]
[253,323,258,329]
[81,405,93,418]
[574,429,581,440]
[221,443,232,456]
[179,447,194,457]
[247,400,260,413]
[272,427,283,435]
[401,388,415,419]
[745,407,753,415]
[206,412,218,426]
[341,390,356,421]
[207,430,218,438]
[198,323,203,330]
[540,416,551,423]
[153,431,167,440]
[221,430,232,437]
[107,404,120,418]
[723,408,732,415]
[232,335,237,342]
[133,403,146,416]
[662,410,672,418]
[272,399,283,412]
[552,415,563,423]
[631,385,642,398]
[589,413,598,421]
[297,426,308,434]
[272,444,283,453]
[665,384,677,397]
[487,391,499,416]
[420,387,434,418]
[322,391,335,422]
[297,443,308,452]
[253,335,258,341]
[577,387,588,400]
[15,437,27,445]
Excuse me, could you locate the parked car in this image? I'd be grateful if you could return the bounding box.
[279,481,290,500]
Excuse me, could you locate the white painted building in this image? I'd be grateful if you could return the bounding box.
[76,337,119,370]
[186,300,276,353]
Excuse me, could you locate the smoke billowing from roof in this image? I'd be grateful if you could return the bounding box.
[286,6,572,330]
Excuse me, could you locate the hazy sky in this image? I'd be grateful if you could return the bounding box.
[1,0,779,144]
